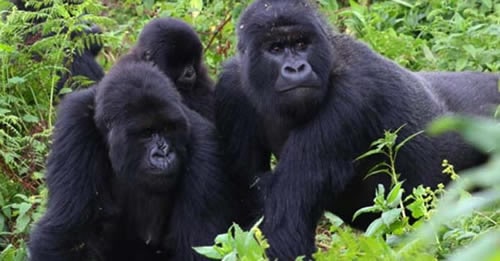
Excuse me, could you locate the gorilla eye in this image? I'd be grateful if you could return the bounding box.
[295,40,308,51]
[139,128,155,138]
[163,125,177,133]
[269,42,284,54]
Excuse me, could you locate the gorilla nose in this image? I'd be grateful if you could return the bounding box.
[151,144,170,159]
[178,66,196,85]
[281,62,312,82]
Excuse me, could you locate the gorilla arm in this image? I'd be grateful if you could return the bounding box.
[215,57,272,225]
[166,109,234,260]
[29,87,113,261]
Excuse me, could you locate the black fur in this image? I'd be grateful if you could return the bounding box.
[119,18,214,121]
[215,0,500,258]
[28,61,233,261]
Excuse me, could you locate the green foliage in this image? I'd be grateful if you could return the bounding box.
[0,0,499,260]
[194,218,269,261]
[0,0,115,258]
[322,0,500,71]
[313,117,500,260]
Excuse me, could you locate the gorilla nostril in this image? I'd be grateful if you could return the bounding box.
[297,63,306,72]
[184,69,193,77]
[151,146,168,159]
[284,66,297,73]
[152,151,165,158]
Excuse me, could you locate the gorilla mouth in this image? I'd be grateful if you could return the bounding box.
[276,85,319,93]
[149,152,179,175]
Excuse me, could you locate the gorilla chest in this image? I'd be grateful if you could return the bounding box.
[263,119,291,157]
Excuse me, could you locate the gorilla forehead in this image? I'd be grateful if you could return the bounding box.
[139,18,202,60]
[95,62,184,125]
[237,0,322,48]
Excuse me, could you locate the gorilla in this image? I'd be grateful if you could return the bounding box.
[28,61,234,261]
[10,0,105,94]
[119,18,215,121]
[55,24,105,93]
[215,0,499,258]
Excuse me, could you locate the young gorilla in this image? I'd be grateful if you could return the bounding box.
[120,18,215,121]
[29,61,233,261]
[215,0,500,258]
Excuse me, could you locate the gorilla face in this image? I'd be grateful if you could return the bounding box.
[138,18,203,90]
[238,0,334,123]
[95,62,190,192]
[106,104,189,191]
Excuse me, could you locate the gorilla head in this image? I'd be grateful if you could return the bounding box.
[121,17,215,121]
[134,18,204,90]
[94,62,190,192]
[237,0,334,123]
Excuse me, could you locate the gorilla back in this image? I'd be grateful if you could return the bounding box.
[29,61,233,261]
[215,0,500,258]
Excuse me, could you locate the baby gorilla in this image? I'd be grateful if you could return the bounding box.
[28,61,233,261]
[120,18,214,121]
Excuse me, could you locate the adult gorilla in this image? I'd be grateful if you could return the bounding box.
[215,0,499,258]
[120,18,215,121]
[29,61,233,260]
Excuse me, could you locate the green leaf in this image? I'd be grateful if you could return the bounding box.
[395,130,424,153]
[381,208,401,226]
[143,0,154,9]
[387,182,404,208]
[353,205,381,221]
[365,218,384,236]
[0,108,11,115]
[428,116,500,153]
[324,212,344,227]
[22,114,39,123]
[192,246,224,259]
[0,43,15,53]
[191,0,203,18]
[390,0,413,8]
[7,77,26,85]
